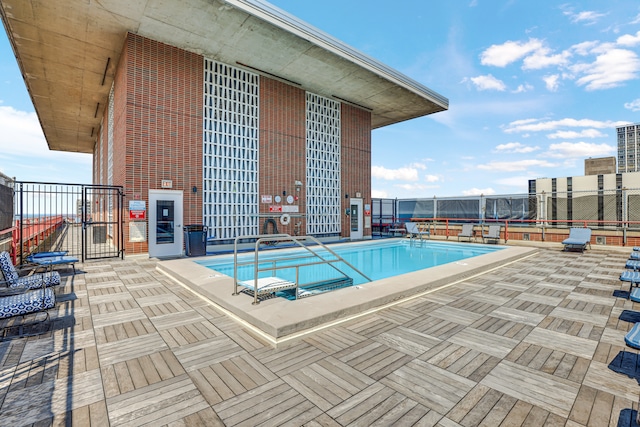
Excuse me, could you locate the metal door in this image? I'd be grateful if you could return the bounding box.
[148,190,184,257]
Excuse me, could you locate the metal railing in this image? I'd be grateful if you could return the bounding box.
[232,234,371,304]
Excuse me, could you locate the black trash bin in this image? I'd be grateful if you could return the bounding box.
[184,225,208,256]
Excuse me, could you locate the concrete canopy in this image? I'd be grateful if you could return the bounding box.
[0,0,448,154]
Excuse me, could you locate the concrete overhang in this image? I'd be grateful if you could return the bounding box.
[0,0,448,154]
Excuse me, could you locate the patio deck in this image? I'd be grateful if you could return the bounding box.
[0,247,639,426]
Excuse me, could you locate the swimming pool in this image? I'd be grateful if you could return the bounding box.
[196,240,504,297]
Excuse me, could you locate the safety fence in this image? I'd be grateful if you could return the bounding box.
[372,188,640,247]
[7,181,125,264]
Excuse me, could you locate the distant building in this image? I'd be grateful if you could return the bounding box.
[585,157,616,176]
[617,123,640,173]
[530,171,640,225]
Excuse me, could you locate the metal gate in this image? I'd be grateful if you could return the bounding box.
[14,181,124,264]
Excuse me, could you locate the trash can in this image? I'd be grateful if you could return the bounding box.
[184,225,208,256]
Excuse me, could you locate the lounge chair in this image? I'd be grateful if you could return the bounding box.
[26,254,78,275]
[620,270,640,298]
[482,225,501,244]
[626,260,640,270]
[630,252,640,260]
[0,288,55,320]
[0,251,61,290]
[630,288,640,303]
[458,224,475,242]
[625,323,640,349]
[28,251,68,259]
[562,227,592,252]
[405,222,430,243]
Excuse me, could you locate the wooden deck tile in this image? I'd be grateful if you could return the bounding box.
[583,359,640,401]
[173,335,245,372]
[430,305,485,325]
[523,327,597,359]
[97,333,168,365]
[1,368,104,426]
[373,325,442,356]
[382,358,476,414]
[107,374,209,426]
[447,326,520,359]
[481,360,580,418]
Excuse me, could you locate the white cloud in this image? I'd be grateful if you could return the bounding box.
[625,99,640,111]
[504,118,629,133]
[477,159,558,172]
[546,141,615,158]
[571,41,601,56]
[523,48,571,70]
[469,74,506,91]
[546,129,606,139]
[573,48,640,90]
[564,10,606,25]
[424,174,441,183]
[617,31,640,47]
[543,74,560,91]
[495,176,535,187]
[395,183,439,192]
[512,83,534,93]
[480,38,544,67]
[371,165,419,181]
[462,187,496,196]
[494,142,540,153]
[371,189,388,198]
[0,106,92,182]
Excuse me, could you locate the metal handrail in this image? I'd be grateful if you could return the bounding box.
[232,233,372,304]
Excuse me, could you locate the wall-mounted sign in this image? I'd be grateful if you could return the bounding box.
[129,222,147,242]
[161,179,173,189]
[129,200,146,220]
[261,195,273,203]
[269,205,283,212]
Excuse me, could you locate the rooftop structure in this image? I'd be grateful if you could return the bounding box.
[0,0,448,154]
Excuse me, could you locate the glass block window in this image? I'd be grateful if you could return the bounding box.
[203,59,259,241]
[306,93,341,235]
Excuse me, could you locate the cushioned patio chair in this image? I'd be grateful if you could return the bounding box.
[458,224,475,242]
[28,251,68,258]
[0,288,55,320]
[482,225,501,244]
[630,252,640,260]
[620,270,640,299]
[0,251,61,290]
[630,288,640,303]
[0,287,56,340]
[405,222,430,243]
[26,254,78,275]
[626,260,640,270]
[562,228,592,252]
[625,323,640,349]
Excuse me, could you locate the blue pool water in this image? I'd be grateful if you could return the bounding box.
[196,240,503,290]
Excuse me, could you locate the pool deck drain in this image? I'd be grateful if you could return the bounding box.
[157,244,537,343]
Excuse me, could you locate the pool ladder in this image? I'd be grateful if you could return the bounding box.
[232,234,372,305]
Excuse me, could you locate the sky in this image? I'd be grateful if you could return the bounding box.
[1,0,639,197]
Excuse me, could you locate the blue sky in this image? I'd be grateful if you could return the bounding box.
[1,1,639,197]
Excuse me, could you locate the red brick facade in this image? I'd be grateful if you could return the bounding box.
[96,33,372,254]
[341,104,372,238]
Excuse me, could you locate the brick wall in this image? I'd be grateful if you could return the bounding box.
[259,78,306,235]
[102,34,373,254]
[341,104,372,238]
[111,33,204,254]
